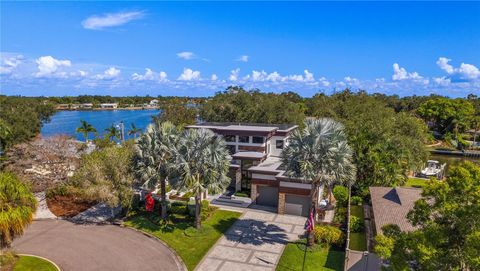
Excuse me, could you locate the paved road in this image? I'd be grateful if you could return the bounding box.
[196,210,306,271]
[12,220,183,271]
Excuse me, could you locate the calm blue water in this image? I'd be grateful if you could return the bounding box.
[41,110,160,141]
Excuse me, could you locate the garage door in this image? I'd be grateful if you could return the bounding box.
[285,195,310,217]
[257,186,279,207]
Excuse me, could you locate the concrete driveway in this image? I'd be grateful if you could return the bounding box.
[195,209,306,271]
[12,220,184,271]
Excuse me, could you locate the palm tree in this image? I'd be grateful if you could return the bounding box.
[134,121,180,219]
[170,128,230,229]
[282,118,356,246]
[128,123,142,139]
[0,172,37,249]
[105,125,120,142]
[76,120,96,142]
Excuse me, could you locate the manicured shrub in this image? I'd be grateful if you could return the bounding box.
[351,196,363,206]
[170,201,188,215]
[333,206,346,224]
[333,186,348,206]
[374,235,395,259]
[350,215,364,233]
[313,225,344,246]
[187,200,217,221]
[381,224,401,238]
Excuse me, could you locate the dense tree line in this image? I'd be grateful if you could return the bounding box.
[0,96,56,152]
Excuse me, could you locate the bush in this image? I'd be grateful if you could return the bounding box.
[333,186,348,206]
[374,235,395,259]
[333,206,346,224]
[351,196,362,206]
[381,224,401,238]
[313,225,344,246]
[170,201,188,215]
[350,215,364,233]
[187,199,217,221]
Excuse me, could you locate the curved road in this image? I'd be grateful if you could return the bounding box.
[12,220,183,271]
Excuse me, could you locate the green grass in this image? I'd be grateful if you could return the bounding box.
[234,190,250,197]
[276,240,344,271]
[124,209,241,270]
[404,177,428,188]
[13,255,57,271]
[349,205,367,251]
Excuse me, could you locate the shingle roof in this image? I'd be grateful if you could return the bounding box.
[369,187,423,234]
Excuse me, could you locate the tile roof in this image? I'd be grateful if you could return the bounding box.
[369,187,423,234]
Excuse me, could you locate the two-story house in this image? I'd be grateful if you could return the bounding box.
[186,122,322,217]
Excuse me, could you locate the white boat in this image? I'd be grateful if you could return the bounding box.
[418,160,446,179]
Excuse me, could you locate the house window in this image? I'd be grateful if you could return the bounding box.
[252,136,265,144]
[226,145,236,155]
[238,136,250,143]
[224,135,236,142]
[276,140,284,149]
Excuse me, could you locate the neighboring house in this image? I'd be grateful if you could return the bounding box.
[80,103,93,109]
[369,187,422,234]
[100,103,118,109]
[186,122,323,216]
[56,104,69,110]
[149,99,159,106]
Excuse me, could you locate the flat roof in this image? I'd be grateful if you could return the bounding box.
[231,151,265,160]
[248,156,283,173]
[186,122,297,132]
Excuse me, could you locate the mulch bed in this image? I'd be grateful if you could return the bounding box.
[46,195,97,217]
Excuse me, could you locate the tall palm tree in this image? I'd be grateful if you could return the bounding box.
[0,172,37,249]
[282,118,356,246]
[170,128,230,229]
[128,123,142,139]
[134,121,180,219]
[76,120,96,142]
[105,125,120,142]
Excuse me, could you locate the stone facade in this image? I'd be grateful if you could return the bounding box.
[235,169,242,191]
[250,184,257,202]
[277,193,285,214]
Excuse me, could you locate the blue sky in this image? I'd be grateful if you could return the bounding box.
[1,1,479,97]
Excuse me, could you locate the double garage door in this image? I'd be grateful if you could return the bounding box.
[285,195,310,217]
[256,186,279,207]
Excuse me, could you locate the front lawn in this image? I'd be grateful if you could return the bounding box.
[404,177,428,188]
[276,240,344,271]
[1,255,59,271]
[124,208,241,270]
[349,205,367,251]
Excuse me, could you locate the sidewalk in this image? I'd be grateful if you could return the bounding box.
[33,192,57,220]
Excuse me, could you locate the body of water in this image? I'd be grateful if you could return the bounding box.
[429,153,478,175]
[41,110,160,141]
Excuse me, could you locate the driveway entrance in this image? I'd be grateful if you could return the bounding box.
[196,209,306,271]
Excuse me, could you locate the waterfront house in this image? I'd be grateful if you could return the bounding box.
[369,187,422,234]
[186,122,323,216]
[80,103,93,109]
[100,103,118,109]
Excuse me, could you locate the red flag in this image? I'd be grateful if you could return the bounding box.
[305,209,315,232]
[145,192,154,212]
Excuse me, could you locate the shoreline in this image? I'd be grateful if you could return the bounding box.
[56,107,160,111]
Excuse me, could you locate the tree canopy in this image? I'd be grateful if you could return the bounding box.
[377,161,480,270]
[199,87,305,126]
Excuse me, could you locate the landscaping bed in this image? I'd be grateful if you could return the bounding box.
[276,239,344,271]
[1,254,58,271]
[46,195,96,217]
[348,205,367,251]
[124,202,241,270]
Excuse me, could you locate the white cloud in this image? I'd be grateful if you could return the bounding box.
[433,76,451,86]
[132,68,155,81]
[236,55,249,62]
[95,67,120,80]
[35,56,71,77]
[82,11,144,30]
[229,68,240,81]
[177,68,200,81]
[303,70,314,82]
[177,52,196,60]
[0,54,23,74]
[344,76,360,85]
[211,74,218,81]
[436,57,480,81]
[392,63,427,84]
[159,71,168,81]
